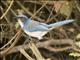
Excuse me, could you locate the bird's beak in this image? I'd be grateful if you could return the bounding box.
[13,16,22,20]
[13,16,19,19]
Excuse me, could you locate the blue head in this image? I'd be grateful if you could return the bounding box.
[15,15,29,21]
[15,15,29,27]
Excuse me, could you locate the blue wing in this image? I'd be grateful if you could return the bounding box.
[23,19,74,32]
[23,20,49,32]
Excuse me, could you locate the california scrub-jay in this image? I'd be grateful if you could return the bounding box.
[15,15,74,39]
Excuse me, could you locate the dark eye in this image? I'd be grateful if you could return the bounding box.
[20,18,26,22]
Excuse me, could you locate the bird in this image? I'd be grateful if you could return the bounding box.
[15,15,74,40]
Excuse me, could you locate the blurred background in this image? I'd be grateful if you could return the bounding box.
[0,0,80,60]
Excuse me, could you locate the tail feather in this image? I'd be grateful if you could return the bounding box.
[48,19,74,28]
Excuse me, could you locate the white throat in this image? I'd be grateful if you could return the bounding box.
[18,19,24,28]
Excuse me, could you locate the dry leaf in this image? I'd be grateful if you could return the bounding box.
[53,1,65,12]
[76,34,80,39]
[60,1,73,17]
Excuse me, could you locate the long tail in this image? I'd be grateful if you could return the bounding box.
[48,19,74,28]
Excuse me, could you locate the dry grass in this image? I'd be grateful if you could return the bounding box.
[0,0,80,60]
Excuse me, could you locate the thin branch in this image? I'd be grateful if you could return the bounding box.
[0,29,22,55]
[16,1,43,21]
[18,48,34,60]
[29,43,45,60]
[30,1,48,19]
[0,0,14,19]
[0,30,19,50]
[0,39,79,56]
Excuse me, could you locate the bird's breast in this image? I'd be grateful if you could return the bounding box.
[23,29,48,39]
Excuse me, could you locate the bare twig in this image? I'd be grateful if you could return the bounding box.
[30,1,47,19]
[74,0,80,12]
[0,30,19,50]
[2,1,17,16]
[0,39,79,56]
[0,6,10,23]
[16,1,43,21]
[0,29,22,55]
[29,43,46,60]
[0,0,14,20]
[18,48,34,60]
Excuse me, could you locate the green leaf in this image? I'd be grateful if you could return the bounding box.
[15,22,20,29]
[69,52,80,57]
